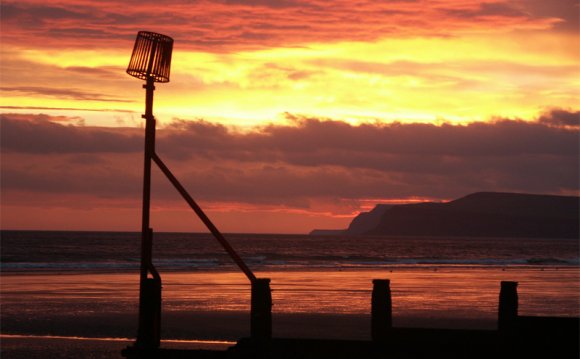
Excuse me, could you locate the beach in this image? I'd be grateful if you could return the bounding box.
[2,266,578,358]
[2,231,578,357]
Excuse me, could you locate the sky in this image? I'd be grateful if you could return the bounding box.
[1,0,579,233]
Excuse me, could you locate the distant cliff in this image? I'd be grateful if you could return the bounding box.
[309,205,392,236]
[346,204,392,235]
[341,192,579,238]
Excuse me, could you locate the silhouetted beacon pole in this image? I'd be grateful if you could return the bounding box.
[126,31,269,347]
[127,31,173,349]
[371,279,392,341]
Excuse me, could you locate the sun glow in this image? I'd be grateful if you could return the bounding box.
[3,31,578,128]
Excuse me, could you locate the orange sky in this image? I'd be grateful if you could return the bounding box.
[1,0,578,233]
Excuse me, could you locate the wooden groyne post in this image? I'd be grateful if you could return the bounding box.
[498,281,518,331]
[371,279,392,341]
[137,277,161,348]
[251,278,272,340]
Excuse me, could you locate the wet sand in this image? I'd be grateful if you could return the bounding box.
[1,334,235,359]
[2,267,578,357]
[0,312,495,359]
[1,335,134,359]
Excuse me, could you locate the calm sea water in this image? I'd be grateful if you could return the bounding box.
[1,230,578,272]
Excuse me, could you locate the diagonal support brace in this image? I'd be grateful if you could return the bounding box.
[152,152,257,283]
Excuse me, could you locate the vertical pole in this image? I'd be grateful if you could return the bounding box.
[251,278,272,340]
[498,281,518,331]
[136,77,158,348]
[371,279,392,341]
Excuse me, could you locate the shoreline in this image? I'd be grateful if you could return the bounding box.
[2,267,578,357]
[2,268,579,349]
[1,263,576,276]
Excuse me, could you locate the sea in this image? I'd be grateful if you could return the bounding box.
[1,230,579,358]
[3,231,579,272]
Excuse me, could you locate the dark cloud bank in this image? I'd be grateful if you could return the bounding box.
[1,110,578,206]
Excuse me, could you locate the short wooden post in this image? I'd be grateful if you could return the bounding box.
[251,278,272,340]
[498,281,518,331]
[371,279,392,341]
[136,278,162,348]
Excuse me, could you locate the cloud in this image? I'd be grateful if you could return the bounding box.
[522,0,579,32]
[0,0,568,51]
[155,112,578,162]
[538,109,580,128]
[1,110,578,210]
[0,3,84,23]
[441,2,528,19]
[64,66,122,78]
[0,86,130,102]
[0,106,134,113]
[218,0,304,8]
[0,114,142,153]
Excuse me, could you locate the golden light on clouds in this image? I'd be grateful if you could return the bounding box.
[3,30,578,128]
[1,0,578,232]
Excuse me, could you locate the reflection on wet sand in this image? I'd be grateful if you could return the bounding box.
[2,267,578,320]
[2,267,578,357]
